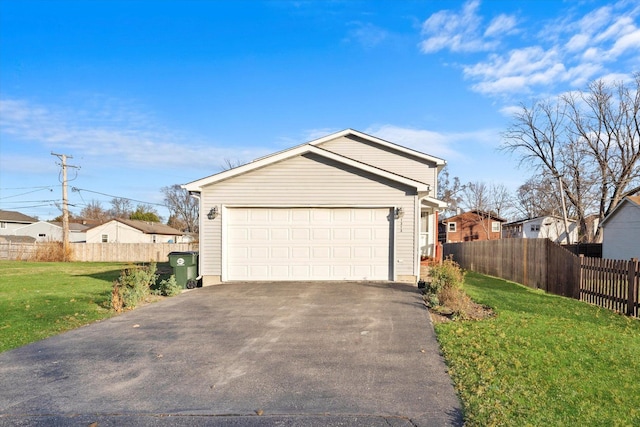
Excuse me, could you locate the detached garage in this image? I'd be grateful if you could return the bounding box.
[184,129,446,285]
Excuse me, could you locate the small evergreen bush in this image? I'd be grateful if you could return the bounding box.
[158,275,181,296]
[111,263,157,311]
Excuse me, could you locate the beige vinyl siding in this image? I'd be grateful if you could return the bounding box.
[318,135,437,189]
[199,153,417,278]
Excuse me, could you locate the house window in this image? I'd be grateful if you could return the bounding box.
[152,235,157,243]
[492,221,501,232]
[530,224,540,232]
[448,222,457,232]
[38,233,46,237]
[101,234,108,243]
[0,222,6,229]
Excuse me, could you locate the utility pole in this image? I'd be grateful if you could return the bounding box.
[51,152,79,261]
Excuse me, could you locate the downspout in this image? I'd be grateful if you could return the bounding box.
[189,191,203,282]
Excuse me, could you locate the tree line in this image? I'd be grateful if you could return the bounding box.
[439,74,639,243]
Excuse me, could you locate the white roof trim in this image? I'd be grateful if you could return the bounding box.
[183,144,430,192]
[420,195,448,208]
[309,128,446,166]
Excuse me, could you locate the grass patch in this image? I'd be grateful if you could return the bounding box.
[435,271,640,426]
[0,261,130,352]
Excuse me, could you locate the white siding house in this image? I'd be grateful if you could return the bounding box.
[85,219,186,243]
[0,210,37,235]
[502,215,578,244]
[600,196,640,260]
[13,221,87,242]
[183,129,447,285]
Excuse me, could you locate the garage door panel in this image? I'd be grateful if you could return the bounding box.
[292,247,310,258]
[333,247,351,258]
[291,228,310,240]
[250,229,269,240]
[250,247,269,258]
[312,246,331,258]
[353,246,372,258]
[271,228,289,240]
[271,247,289,258]
[227,207,392,281]
[312,228,331,240]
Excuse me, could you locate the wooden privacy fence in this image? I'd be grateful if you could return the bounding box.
[444,239,640,318]
[0,242,198,262]
[580,256,639,318]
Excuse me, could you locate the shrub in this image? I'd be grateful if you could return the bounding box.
[428,257,465,293]
[110,263,157,311]
[423,257,466,309]
[30,241,73,262]
[157,275,182,297]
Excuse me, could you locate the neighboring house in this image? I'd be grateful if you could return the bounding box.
[85,218,187,243]
[13,221,88,243]
[183,128,447,285]
[0,210,37,235]
[502,215,579,244]
[440,210,506,243]
[600,196,640,260]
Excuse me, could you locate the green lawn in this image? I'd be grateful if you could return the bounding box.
[0,261,128,352]
[435,271,640,426]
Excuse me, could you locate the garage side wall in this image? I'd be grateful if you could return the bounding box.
[199,153,417,283]
[318,135,437,190]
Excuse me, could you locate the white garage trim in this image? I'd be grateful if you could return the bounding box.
[222,206,396,281]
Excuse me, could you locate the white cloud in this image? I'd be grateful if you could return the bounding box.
[420,0,512,53]
[485,14,518,38]
[0,97,268,173]
[345,22,389,49]
[364,124,501,161]
[422,0,640,98]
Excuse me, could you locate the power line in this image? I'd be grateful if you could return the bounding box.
[71,187,167,208]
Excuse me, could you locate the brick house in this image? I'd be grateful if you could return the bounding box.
[440,210,506,243]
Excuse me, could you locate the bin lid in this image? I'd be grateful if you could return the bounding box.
[168,251,198,256]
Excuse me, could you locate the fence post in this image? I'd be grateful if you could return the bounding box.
[628,258,639,317]
[575,254,584,300]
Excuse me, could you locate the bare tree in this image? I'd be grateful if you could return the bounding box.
[108,197,133,219]
[461,181,513,218]
[221,158,244,171]
[437,165,466,217]
[515,175,565,219]
[161,184,199,233]
[80,200,109,221]
[502,75,640,242]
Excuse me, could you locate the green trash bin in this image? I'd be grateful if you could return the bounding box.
[168,251,199,289]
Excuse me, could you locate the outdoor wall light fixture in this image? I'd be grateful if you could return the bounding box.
[395,207,404,219]
[207,206,219,220]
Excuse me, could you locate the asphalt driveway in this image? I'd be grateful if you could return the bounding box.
[0,281,462,426]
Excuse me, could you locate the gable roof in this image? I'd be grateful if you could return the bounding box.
[49,222,90,232]
[442,210,506,223]
[183,141,432,193]
[600,196,640,227]
[308,129,446,167]
[503,215,577,227]
[88,218,184,236]
[0,210,37,223]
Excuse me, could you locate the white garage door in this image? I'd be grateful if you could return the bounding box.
[226,207,392,281]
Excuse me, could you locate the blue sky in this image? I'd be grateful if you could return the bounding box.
[1,0,639,220]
